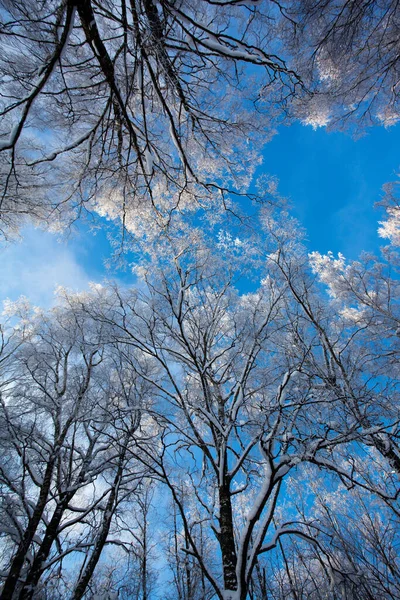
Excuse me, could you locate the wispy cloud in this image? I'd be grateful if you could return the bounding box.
[0,227,93,308]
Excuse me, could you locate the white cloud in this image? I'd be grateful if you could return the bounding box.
[0,227,92,308]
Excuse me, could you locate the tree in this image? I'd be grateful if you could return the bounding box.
[164,489,215,600]
[276,0,400,129]
[0,0,299,238]
[2,1,400,239]
[258,468,400,599]
[1,206,399,598]
[113,479,158,600]
[0,299,151,600]
[72,210,400,600]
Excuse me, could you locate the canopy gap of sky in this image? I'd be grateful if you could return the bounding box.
[1,122,399,308]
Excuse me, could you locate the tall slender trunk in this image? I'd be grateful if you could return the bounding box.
[71,452,126,600]
[184,530,192,600]
[279,536,299,600]
[17,430,96,600]
[218,482,238,593]
[200,523,207,599]
[0,458,56,600]
[18,492,75,600]
[70,493,116,600]
[254,560,267,599]
[142,514,148,600]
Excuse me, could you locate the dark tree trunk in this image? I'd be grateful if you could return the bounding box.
[16,431,96,600]
[18,493,74,600]
[71,453,126,600]
[218,482,238,593]
[0,458,56,600]
[70,500,115,600]
[142,516,148,600]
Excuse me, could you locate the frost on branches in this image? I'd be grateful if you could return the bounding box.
[2,1,400,237]
[279,1,400,130]
[0,0,298,238]
[1,211,399,598]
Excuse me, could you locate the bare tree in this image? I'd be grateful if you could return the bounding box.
[0,301,150,600]
[259,468,400,599]
[1,0,400,240]
[1,205,399,598]
[0,0,300,238]
[165,491,215,600]
[77,216,394,600]
[276,0,400,129]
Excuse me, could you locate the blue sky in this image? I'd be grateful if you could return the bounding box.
[262,123,400,258]
[1,122,399,308]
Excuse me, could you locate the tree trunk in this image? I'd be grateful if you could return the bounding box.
[0,458,56,600]
[142,516,148,600]
[71,454,125,600]
[18,493,73,600]
[218,483,238,593]
[70,500,115,600]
